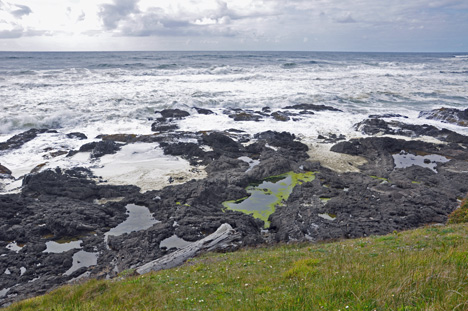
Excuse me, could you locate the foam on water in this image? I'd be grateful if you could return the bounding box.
[1,51,467,194]
[92,143,207,192]
[1,51,467,136]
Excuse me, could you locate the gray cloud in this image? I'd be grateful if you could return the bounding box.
[1,0,467,52]
[77,11,86,22]
[11,4,32,19]
[99,0,140,30]
[335,13,357,23]
[100,0,275,38]
[0,28,23,38]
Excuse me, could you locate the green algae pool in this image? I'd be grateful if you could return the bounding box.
[223,171,315,227]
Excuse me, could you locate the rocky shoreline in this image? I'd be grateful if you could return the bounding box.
[1,106,468,306]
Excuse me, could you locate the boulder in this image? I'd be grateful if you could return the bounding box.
[0,129,49,151]
[156,109,190,119]
[419,107,468,126]
[66,132,88,140]
[194,107,214,115]
[283,103,342,112]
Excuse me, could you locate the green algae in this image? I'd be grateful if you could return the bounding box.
[370,175,389,182]
[319,197,331,203]
[223,171,315,227]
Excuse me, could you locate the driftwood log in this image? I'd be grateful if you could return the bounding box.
[136,223,241,275]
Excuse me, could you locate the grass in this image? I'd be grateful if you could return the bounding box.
[448,197,468,224]
[7,223,468,311]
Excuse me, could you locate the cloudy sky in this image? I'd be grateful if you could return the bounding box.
[0,0,467,52]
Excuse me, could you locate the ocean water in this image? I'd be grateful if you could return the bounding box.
[1,51,467,192]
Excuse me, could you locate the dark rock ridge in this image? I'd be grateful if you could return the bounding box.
[271,111,290,122]
[368,113,408,119]
[194,107,215,115]
[156,109,190,119]
[355,118,468,144]
[0,164,12,178]
[150,109,191,133]
[0,129,51,151]
[0,130,313,306]
[222,106,342,123]
[283,103,343,112]
[226,109,264,122]
[419,107,468,127]
[2,120,468,306]
[317,133,346,144]
[69,140,122,158]
[271,136,468,242]
[66,132,88,140]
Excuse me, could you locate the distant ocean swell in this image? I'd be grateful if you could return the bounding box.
[0,51,467,136]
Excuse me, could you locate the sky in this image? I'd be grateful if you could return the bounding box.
[0,0,467,52]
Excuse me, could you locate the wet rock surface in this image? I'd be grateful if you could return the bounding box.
[66,132,88,140]
[194,107,214,115]
[270,136,468,242]
[355,118,468,144]
[2,108,468,306]
[0,129,50,151]
[156,109,190,119]
[222,106,343,122]
[283,103,343,112]
[0,165,12,179]
[419,107,468,127]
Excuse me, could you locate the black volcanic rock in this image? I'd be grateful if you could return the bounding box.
[75,140,122,158]
[0,128,49,151]
[229,111,263,122]
[194,107,214,115]
[271,111,290,121]
[368,113,408,119]
[151,123,179,132]
[284,103,342,112]
[255,131,308,153]
[160,142,207,165]
[3,122,468,307]
[66,132,88,140]
[91,140,121,158]
[22,167,139,201]
[419,107,468,126]
[202,132,245,156]
[355,118,468,144]
[270,135,468,242]
[0,164,12,177]
[156,109,190,119]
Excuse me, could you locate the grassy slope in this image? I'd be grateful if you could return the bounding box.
[7,223,468,311]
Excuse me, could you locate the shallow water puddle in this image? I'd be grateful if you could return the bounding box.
[63,251,98,276]
[159,234,192,250]
[238,156,260,172]
[223,171,315,227]
[318,213,336,221]
[393,151,449,173]
[43,240,83,253]
[0,288,10,298]
[5,242,23,253]
[104,204,160,245]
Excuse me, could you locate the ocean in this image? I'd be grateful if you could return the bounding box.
[1,51,468,192]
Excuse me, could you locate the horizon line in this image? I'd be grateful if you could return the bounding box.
[0,50,467,54]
